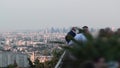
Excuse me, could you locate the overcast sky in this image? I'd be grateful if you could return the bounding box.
[0,0,120,30]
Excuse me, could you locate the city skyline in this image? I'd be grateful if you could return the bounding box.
[0,0,120,30]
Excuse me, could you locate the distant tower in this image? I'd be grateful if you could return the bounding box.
[44,35,48,44]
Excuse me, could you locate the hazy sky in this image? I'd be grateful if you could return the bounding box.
[0,0,120,30]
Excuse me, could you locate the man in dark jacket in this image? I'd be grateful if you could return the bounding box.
[65,27,76,44]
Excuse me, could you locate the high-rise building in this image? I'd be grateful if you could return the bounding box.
[0,52,29,67]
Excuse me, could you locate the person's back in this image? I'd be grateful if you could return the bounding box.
[74,33,87,42]
[68,29,87,45]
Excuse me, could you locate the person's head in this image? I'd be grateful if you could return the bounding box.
[83,26,88,30]
[82,26,89,33]
[104,27,111,32]
[93,56,108,68]
[105,27,113,37]
[98,29,106,37]
[93,56,105,63]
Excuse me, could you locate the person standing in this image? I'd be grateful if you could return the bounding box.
[82,26,93,41]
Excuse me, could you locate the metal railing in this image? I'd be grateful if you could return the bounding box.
[54,51,66,68]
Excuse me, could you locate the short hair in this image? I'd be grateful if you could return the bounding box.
[82,26,88,29]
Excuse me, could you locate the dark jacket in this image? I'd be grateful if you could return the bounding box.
[65,30,76,43]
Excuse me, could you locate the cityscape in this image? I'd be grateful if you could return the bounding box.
[0,26,117,68]
[0,28,68,67]
[0,0,120,68]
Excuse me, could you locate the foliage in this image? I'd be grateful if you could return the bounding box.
[62,30,120,67]
[7,64,15,68]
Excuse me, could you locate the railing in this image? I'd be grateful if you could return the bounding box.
[54,51,66,68]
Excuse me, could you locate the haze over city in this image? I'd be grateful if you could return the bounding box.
[0,0,120,30]
[1,0,120,68]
